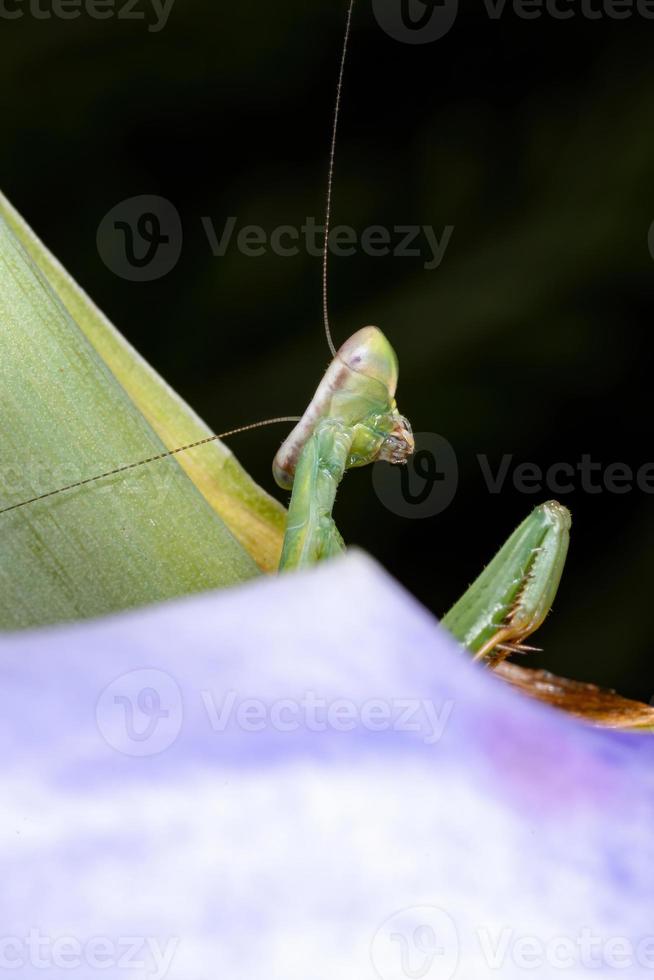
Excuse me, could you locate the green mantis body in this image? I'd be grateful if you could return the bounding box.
[273,324,571,665]
[262,0,569,663]
[442,499,570,664]
[272,326,413,569]
[0,319,570,665]
[0,0,571,667]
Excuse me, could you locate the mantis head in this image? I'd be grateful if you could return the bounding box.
[273,326,414,490]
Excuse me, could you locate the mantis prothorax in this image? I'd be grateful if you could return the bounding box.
[273,324,570,666]
[0,0,571,669]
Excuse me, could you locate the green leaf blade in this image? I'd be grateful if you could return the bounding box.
[0,189,286,573]
[0,212,260,630]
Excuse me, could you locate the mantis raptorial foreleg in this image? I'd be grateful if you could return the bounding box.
[0,0,570,669]
[442,500,571,666]
[278,419,352,569]
[267,0,571,663]
[272,325,571,665]
[0,317,570,667]
[273,326,415,569]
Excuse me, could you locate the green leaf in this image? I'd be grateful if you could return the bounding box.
[0,197,280,629]
[0,190,286,575]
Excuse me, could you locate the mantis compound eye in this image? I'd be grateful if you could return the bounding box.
[378,414,415,465]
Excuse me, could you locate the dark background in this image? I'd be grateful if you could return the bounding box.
[3,0,654,698]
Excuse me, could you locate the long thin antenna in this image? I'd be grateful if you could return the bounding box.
[322,0,356,358]
[0,417,301,517]
[3,10,358,519]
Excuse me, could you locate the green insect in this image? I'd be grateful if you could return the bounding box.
[271,320,570,665]
[269,0,571,664]
[0,0,571,668]
[272,326,414,569]
[0,317,570,668]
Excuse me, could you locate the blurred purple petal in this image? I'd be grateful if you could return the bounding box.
[1,551,653,979]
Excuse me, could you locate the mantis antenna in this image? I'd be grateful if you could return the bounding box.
[322,0,356,357]
[1,1,358,518]
[0,417,301,517]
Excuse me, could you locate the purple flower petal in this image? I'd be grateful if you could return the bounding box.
[1,551,652,979]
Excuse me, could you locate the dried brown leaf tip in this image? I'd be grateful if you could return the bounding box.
[494,662,654,731]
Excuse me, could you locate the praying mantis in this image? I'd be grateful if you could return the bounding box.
[271,318,570,665]
[271,308,571,662]
[0,0,572,670]
[249,0,571,666]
